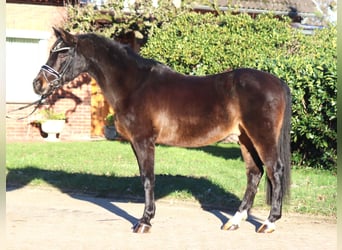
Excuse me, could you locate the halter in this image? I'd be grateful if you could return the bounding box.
[40,45,75,93]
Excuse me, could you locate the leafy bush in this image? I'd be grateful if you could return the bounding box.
[64,0,185,42]
[64,3,336,171]
[140,12,337,171]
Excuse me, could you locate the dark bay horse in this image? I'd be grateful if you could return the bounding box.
[33,28,291,233]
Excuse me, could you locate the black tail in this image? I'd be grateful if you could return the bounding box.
[266,81,291,205]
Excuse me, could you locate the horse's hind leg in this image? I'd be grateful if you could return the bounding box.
[247,135,284,233]
[222,132,264,231]
[257,151,284,233]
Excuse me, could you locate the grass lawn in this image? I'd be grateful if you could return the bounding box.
[6,141,336,217]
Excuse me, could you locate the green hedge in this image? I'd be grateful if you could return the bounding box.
[64,4,336,171]
[140,12,337,171]
[64,1,184,42]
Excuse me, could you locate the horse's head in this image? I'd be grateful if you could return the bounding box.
[33,28,86,96]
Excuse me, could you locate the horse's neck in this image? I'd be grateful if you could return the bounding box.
[87,57,141,110]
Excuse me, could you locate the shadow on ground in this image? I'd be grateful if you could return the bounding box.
[6,166,263,231]
[6,143,263,231]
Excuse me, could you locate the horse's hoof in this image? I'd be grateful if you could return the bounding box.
[221,221,239,231]
[132,222,151,233]
[257,222,275,233]
[221,210,247,231]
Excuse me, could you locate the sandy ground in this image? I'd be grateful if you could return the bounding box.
[6,186,337,250]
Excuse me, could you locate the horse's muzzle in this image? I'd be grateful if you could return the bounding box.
[33,75,48,95]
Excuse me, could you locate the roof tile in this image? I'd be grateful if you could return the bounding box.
[216,0,317,14]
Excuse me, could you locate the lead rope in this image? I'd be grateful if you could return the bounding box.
[6,94,48,120]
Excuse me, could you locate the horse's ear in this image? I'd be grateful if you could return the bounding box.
[53,27,77,45]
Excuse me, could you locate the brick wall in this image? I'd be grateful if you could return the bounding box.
[6,74,92,141]
[6,104,43,141]
[47,73,92,141]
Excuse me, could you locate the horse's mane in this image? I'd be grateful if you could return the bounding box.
[78,33,169,72]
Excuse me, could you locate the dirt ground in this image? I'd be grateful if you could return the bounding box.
[6,186,337,250]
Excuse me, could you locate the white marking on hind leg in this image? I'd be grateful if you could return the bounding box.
[229,210,248,226]
[222,210,248,230]
[257,219,276,233]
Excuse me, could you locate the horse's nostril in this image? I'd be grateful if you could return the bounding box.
[36,79,41,88]
[33,78,43,94]
[34,79,39,88]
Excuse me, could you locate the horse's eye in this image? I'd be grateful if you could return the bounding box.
[59,51,68,57]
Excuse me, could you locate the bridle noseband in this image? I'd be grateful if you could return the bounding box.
[40,45,75,93]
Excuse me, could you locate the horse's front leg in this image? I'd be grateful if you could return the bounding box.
[130,139,156,233]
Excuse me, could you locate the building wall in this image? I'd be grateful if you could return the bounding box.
[6,3,67,32]
[6,3,93,141]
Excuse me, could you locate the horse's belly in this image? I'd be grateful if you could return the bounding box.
[156,123,240,147]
